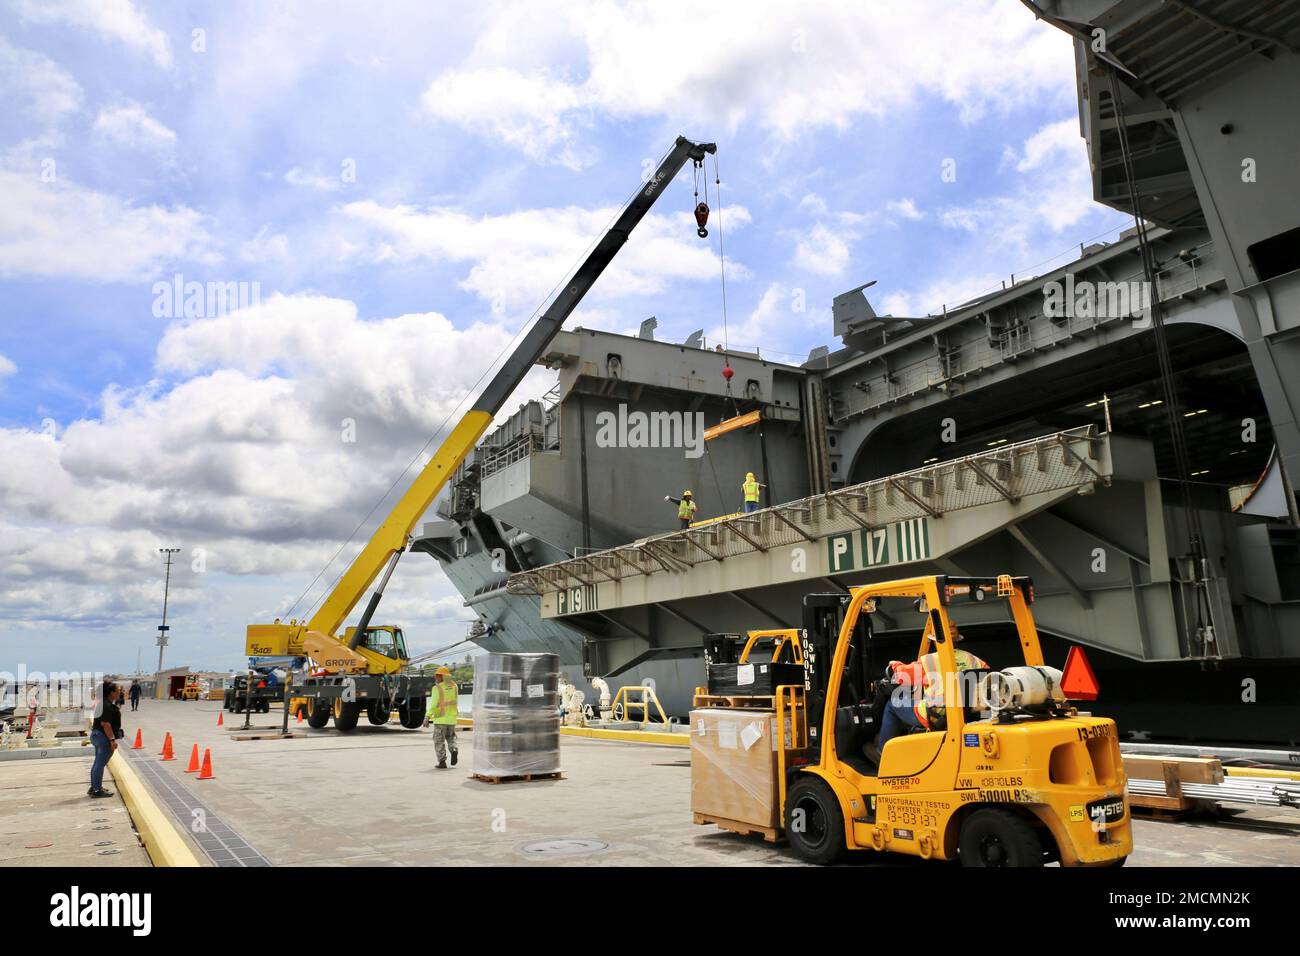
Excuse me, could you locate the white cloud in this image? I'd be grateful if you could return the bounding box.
[880,273,1004,318]
[0,170,215,282]
[794,224,852,276]
[285,166,343,192]
[0,35,83,123]
[707,282,826,360]
[0,293,537,635]
[936,118,1098,248]
[421,67,586,169]
[13,0,173,68]
[0,353,16,378]
[420,0,1073,163]
[239,225,290,263]
[1016,118,1080,172]
[93,102,177,152]
[886,198,924,221]
[336,200,750,310]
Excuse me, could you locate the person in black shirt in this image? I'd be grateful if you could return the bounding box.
[89,681,121,798]
[128,682,141,711]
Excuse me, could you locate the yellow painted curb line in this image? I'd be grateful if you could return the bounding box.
[109,752,201,867]
[561,726,690,747]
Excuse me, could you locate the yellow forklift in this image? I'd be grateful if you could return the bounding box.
[693,574,1132,867]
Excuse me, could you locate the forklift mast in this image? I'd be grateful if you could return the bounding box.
[799,592,874,761]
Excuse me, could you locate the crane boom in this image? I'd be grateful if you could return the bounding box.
[303,136,716,642]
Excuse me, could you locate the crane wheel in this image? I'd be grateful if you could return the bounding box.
[366,702,390,726]
[306,700,331,729]
[332,699,361,731]
[958,808,1045,868]
[398,699,426,729]
[784,777,848,866]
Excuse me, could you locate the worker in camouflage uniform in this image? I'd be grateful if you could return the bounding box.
[424,666,459,768]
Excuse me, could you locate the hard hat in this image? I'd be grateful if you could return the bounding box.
[745,472,755,480]
[683,490,693,497]
[928,629,965,643]
[435,666,452,677]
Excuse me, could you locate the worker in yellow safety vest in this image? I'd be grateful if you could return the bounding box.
[742,472,766,513]
[664,489,697,529]
[424,666,459,769]
[868,631,987,762]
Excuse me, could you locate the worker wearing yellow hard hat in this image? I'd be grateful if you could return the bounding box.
[742,472,766,513]
[664,489,698,529]
[425,665,459,768]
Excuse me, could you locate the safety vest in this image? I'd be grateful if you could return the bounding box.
[910,649,987,728]
[743,479,760,503]
[678,499,696,520]
[427,680,459,725]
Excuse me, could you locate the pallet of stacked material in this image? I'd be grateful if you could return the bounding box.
[1123,754,1224,785]
[1124,755,1224,813]
[471,652,561,781]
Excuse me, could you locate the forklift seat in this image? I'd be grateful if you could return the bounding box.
[834,703,876,775]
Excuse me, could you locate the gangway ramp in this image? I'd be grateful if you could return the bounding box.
[508,427,1112,620]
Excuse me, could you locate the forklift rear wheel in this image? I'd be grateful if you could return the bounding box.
[306,700,331,728]
[333,699,361,731]
[785,778,848,866]
[366,702,390,726]
[958,808,1045,867]
[398,699,426,729]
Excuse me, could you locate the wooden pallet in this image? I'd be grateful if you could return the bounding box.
[694,811,782,844]
[470,771,564,784]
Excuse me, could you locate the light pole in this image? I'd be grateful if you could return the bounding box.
[157,548,181,676]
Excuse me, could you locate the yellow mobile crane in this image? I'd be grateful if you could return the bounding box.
[247,136,717,731]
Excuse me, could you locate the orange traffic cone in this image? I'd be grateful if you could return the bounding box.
[296,709,303,725]
[217,710,224,727]
[198,748,214,779]
[131,728,143,750]
[160,732,175,761]
[184,743,201,773]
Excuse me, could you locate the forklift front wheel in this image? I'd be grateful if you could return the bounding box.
[958,808,1045,868]
[785,777,848,866]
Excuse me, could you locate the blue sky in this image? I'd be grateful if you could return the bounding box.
[0,0,1131,675]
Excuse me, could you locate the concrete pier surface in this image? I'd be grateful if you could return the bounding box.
[92,700,1300,867]
[0,754,151,867]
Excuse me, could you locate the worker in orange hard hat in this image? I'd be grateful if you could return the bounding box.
[424,665,459,768]
[665,489,697,529]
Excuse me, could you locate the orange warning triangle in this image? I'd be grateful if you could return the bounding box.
[1061,645,1100,701]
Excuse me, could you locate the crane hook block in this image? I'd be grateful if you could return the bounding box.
[722,364,734,381]
[695,201,710,238]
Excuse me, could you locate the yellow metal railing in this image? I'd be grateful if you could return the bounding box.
[609,685,671,729]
